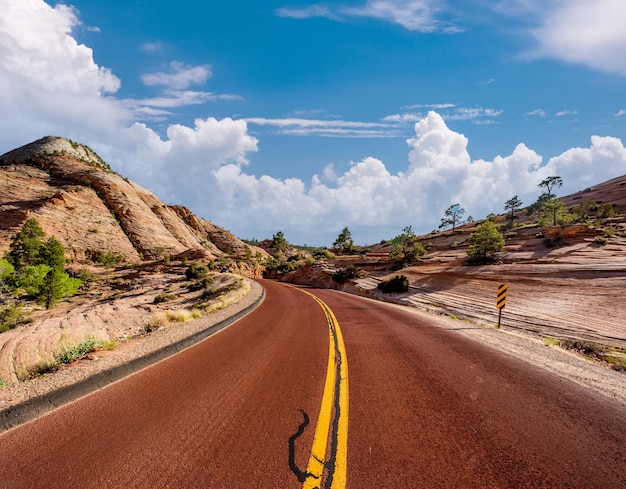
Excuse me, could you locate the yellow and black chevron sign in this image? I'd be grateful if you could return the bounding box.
[497,284,507,310]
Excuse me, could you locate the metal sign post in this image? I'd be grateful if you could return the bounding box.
[497,283,507,328]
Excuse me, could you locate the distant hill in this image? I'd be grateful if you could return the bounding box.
[0,136,268,264]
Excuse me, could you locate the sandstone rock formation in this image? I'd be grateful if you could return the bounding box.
[0,136,268,264]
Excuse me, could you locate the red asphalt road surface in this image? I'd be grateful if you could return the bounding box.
[1,280,625,488]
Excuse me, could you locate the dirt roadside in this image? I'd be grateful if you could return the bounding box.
[0,280,264,431]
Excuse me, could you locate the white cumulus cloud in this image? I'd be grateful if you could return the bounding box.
[0,0,128,147]
[530,0,626,76]
[131,111,626,245]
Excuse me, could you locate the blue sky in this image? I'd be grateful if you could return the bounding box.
[1,0,626,246]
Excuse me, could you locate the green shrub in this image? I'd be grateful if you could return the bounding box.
[314,248,335,259]
[0,302,30,332]
[153,293,177,303]
[597,203,614,218]
[187,276,216,292]
[593,236,608,245]
[165,309,202,322]
[186,261,209,279]
[97,251,124,269]
[377,275,409,293]
[332,265,366,283]
[56,337,115,365]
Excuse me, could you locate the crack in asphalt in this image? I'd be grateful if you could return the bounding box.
[288,409,320,484]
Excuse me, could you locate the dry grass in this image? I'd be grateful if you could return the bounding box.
[145,277,248,331]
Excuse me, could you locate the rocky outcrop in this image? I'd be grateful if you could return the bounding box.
[0,136,268,263]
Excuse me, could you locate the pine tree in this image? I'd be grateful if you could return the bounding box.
[333,227,355,255]
[467,221,504,263]
[504,196,523,229]
[6,218,45,269]
[39,268,81,309]
[439,204,466,231]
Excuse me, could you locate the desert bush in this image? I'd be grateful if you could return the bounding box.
[0,302,30,332]
[77,268,95,282]
[377,275,409,293]
[145,313,167,332]
[332,265,366,283]
[597,203,614,218]
[153,293,177,303]
[593,236,608,245]
[187,276,216,292]
[185,261,209,279]
[56,337,116,365]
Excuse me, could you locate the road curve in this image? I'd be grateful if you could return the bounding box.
[1,281,625,488]
[0,281,330,488]
[313,288,626,488]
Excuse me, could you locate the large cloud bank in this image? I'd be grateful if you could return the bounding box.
[119,111,626,245]
[2,0,626,246]
[0,0,130,145]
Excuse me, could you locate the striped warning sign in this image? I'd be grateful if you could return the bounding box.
[497,284,507,310]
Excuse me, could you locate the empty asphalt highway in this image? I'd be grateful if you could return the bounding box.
[1,280,624,488]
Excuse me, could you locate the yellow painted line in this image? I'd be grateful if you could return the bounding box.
[287,285,349,489]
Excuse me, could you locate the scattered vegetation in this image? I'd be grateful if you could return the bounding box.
[1,219,81,316]
[377,275,409,293]
[332,265,366,283]
[0,302,30,332]
[22,337,117,379]
[593,236,608,246]
[153,293,177,303]
[389,226,427,266]
[165,309,202,323]
[187,276,215,292]
[97,251,124,270]
[543,336,626,371]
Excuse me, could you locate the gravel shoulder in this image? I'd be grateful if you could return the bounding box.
[0,280,264,431]
[406,305,626,406]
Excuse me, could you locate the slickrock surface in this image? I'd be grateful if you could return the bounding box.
[0,136,267,261]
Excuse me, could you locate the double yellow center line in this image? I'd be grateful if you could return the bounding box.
[292,287,349,489]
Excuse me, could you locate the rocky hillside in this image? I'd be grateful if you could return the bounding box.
[0,136,268,264]
[277,175,626,352]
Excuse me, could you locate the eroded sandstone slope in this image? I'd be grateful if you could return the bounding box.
[0,136,267,263]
